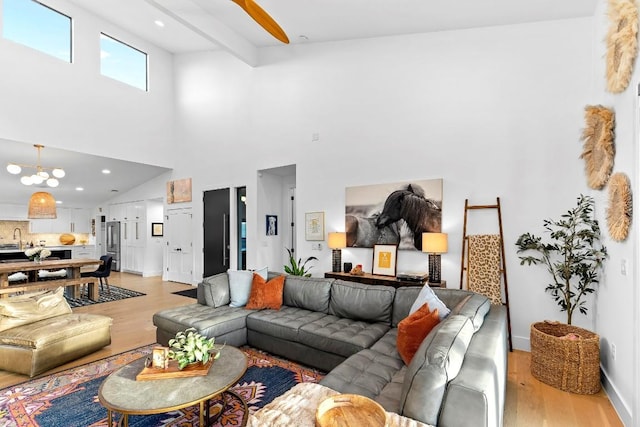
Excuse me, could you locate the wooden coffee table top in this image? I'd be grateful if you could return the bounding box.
[98,346,247,415]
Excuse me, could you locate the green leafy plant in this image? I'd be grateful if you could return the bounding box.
[167,328,220,370]
[284,247,318,277]
[515,194,607,324]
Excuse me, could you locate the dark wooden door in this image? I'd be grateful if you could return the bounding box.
[203,188,230,277]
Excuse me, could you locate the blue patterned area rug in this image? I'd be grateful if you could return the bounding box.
[0,345,324,427]
[64,285,146,308]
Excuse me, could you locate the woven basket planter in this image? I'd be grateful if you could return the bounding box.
[530,321,601,394]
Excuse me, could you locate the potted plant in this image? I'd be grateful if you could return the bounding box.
[167,328,220,370]
[284,247,317,277]
[515,194,607,324]
[515,194,607,394]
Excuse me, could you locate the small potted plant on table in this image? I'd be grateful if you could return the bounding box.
[515,194,607,394]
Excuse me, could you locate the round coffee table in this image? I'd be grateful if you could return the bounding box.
[98,346,248,427]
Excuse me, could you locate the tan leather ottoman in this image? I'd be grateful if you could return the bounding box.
[0,313,112,377]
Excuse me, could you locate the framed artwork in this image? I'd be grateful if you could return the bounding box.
[345,178,443,250]
[167,178,192,204]
[151,222,164,237]
[305,211,325,241]
[152,346,169,369]
[266,215,278,236]
[372,244,398,276]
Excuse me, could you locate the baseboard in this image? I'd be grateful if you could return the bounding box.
[512,335,530,351]
[142,271,162,278]
[601,367,632,425]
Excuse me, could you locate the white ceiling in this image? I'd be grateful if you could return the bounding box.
[0,139,170,208]
[2,0,599,208]
[64,0,599,63]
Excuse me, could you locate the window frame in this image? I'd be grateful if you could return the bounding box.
[99,32,149,91]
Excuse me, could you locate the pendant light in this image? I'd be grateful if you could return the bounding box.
[28,191,57,219]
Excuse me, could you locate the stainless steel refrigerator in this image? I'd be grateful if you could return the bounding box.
[106,221,121,272]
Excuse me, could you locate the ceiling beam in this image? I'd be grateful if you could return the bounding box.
[144,0,259,67]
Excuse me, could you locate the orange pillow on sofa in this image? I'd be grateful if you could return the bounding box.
[397,303,440,365]
[245,274,285,310]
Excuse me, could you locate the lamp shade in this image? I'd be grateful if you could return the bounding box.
[328,232,347,249]
[422,232,448,254]
[28,192,57,219]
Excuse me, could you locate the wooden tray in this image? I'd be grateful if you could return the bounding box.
[316,394,387,427]
[136,359,213,381]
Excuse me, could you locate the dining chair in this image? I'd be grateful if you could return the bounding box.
[81,255,113,295]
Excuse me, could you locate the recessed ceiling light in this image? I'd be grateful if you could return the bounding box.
[56,200,63,204]
[102,169,111,174]
[76,187,84,191]
[154,20,165,28]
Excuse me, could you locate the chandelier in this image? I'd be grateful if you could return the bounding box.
[6,144,65,187]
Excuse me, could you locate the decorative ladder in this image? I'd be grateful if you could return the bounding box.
[459,197,513,351]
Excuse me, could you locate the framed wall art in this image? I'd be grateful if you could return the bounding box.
[266,215,278,236]
[151,222,164,237]
[372,244,398,276]
[346,178,443,250]
[305,211,325,241]
[167,178,192,204]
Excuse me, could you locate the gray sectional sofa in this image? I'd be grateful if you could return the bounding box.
[153,273,508,427]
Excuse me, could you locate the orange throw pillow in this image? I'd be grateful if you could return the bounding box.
[397,303,440,365]
[245,274,285,310]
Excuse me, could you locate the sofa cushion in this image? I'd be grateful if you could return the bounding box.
[0,313,111,348]
[397,303,440,365]
[450,293,491,332]
[399,315,475,426]
[198,273,230,307]
[410,285,450,320]
[247,307,326,341]
[319,348,405,400]
[298,315,390,357]
[283,276,332,313]
[0,287,72,332]
[153,303,252,339]
[329,280,395,323]
[391,287,421,327]
[246,274,285,310]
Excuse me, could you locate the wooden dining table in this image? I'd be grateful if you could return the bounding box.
[0,258,103,300]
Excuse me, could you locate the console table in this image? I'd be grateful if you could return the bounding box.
[324,271,446,288]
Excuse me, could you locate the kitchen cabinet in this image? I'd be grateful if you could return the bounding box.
[120,201,146,274]
[0,204,28,220]
[71,245,95,259]
[108,204,126,222]
[29,208,92,233]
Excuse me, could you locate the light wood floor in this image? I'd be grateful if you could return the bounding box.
[0,272,624,426]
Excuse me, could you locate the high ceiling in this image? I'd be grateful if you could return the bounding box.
[2,1,599,208]
[64,0,599,65]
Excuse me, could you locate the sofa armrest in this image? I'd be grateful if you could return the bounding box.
[198,272,230,307]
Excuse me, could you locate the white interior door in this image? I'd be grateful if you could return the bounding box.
[166,209,193,284]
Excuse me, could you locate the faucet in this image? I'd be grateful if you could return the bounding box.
[12,228,22,250]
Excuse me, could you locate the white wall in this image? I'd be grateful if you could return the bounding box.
[589,1,638,423]
[174,16,594,337]
[0,0,175,167]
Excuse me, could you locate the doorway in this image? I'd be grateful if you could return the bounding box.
[237,187,247,270]
[203,188,230,277]
[166,208,193,283]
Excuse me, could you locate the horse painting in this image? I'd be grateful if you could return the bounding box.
[375,184,442,250]
[346,213,401,247]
